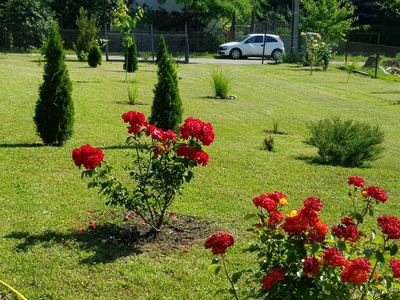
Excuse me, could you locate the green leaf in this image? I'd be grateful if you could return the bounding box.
[337,240,346,252]
[376,251,385,263]
[232,272,242,284]
[244,213,257,220]
[354,213,363,224]
[312,243,320,254]
[211,258,220,264]
[376,285,388,293]
[188,140,196,150]
[372,235,384,245]
[363,248,374,257]
[369,208,374,217]
[208,264,218,271]
[391,245,399,256]
[214,266,221,275]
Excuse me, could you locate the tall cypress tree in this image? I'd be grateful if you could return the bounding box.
[34,25,74,146]
[149,36,183,133]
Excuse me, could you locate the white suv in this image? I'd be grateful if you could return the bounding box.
[217,34,285,60]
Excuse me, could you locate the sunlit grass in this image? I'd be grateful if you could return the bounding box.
[1,53,400,299]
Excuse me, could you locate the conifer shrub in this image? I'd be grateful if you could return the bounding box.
[156,36,168,65]
[34,25,74,146]
[149,36,183,133]
[304,117,384,167]
[73,7,99,61]
[123,35,138,72]
[88,40,102,68]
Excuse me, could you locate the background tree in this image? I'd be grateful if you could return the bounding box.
[73,7,99,61]
[252,0,292,23]
[175,0,252,32]
[149,36,183,133]
[34,25,74,147]
[0,0,53,50]
[112,0,143,81]
[300,0,358,43]
[123,35,138,72]
[50,0,119,30]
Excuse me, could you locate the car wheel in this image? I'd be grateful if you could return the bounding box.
[229,48,242,59]
[271,50,283,61]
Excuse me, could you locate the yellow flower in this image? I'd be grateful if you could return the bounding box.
[321,42,325,46]
[318,257,325,264]
[286,210,298,218]
[301,32,306,37]
[317,35,321,39]
[362,191,369,197]
[279,198,289,206]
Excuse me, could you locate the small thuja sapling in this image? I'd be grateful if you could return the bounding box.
[345,60,360,82]
[263,136,275,151]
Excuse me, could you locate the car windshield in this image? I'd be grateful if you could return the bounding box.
[235,35,251,42]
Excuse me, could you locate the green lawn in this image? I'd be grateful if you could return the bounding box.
[0,54,400,299]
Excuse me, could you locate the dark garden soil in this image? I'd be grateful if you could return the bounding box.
[99,211,219,253]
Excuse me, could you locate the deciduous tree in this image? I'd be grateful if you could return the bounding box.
[300,0,358,43]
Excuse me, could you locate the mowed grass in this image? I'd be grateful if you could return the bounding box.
[1,53,400,299]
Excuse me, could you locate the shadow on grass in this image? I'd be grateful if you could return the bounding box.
[4,215,215,265]
[4,222,148,264]
[0,143,43,148]
[295,155,371,168]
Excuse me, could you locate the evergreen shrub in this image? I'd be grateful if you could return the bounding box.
[149,36,183,133]
[123,35,138,72]
[34,25,74,146]
[304,117,384,167]
[87,40,102,68]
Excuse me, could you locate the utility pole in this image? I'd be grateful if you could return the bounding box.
[291,0,300,54]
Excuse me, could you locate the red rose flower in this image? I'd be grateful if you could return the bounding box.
[390,259,400,278]
[261,199,277,213]
[179,117,215,146]
[89,221,96,229]
[122,111,146,135]
[268,211,284,226]
[72,144,104,170]
[262,268,285,290]
[348,176,365,188]
[204,232,234,255]
[283,212,308,234]
[177,144,209,166]
[341,258,371,284]
[321,248,349,267]
[303,197,323,211]
[377,216,400,239]
[332,224,359,242]
[341,216,356,226]
[303,256,320,276]
[363,186,388,203]
[308,220,329,242]
[145,125,164,140]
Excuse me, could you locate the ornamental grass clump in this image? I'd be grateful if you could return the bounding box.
[73,111,215,232]
[304,117,384,167]
[211,68,231,99]
[206,176,400,299]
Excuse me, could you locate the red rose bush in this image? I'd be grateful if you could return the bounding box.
[73,111,214,231]
[206,176,400,299]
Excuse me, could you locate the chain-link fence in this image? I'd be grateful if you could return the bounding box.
[334,41,400,58]
[104,27,189,63]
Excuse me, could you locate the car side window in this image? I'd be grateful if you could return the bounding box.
[265,36,278,43]
[245,37,256,43]
[254,36,264,43]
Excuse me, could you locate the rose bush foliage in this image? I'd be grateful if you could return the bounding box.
[206,177,400,299]
[73,111,214,231]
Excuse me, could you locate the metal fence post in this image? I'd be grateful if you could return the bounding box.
[185,24,189,63]
[151,24,155,61]
[375,33,380,79]
[4,27,7,54]
[105,24,109,61]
